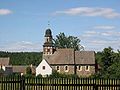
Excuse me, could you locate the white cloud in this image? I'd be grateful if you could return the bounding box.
[82,37,120,51]
[101,32,111,36]
[85,31,99,35]
[101,31,120,37]
[94,25,116,30]
[54,7,120,18]
[89,40,120,49]
[80,31,99,39]
[89,40,113,46]
[0,9,12,15]
[81,25,118,38]
[80,27,120,51]
[0,41,42,52]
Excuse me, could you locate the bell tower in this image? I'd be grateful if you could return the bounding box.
[43,28,55,55]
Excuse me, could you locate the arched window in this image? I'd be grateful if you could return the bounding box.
[56,66,60,71]
[64,65,69,72]
[78,65,82,71]
[85,66,90,71]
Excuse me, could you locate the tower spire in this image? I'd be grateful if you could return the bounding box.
[43,27,55,55]
[48,21,50,28]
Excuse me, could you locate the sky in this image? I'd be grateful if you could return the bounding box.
[0,0,120,52]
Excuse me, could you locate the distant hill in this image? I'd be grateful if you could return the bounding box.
[0,51,42,66]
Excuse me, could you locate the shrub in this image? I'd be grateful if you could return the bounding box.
[26,66,32,75]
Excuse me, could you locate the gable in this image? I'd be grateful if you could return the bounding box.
[36,59,52,76]
[37,59,52,68]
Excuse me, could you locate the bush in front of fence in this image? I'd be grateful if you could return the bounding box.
[48,70,79,78]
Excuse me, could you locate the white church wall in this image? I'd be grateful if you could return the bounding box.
[36,59,52,77]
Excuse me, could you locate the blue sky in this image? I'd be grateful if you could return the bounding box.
[0,0,120,52]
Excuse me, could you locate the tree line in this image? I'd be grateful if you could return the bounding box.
[0,51,42,66]
[95,47,120,79]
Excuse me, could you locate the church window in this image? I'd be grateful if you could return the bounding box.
[46,37,49,42]
[64,65,69,72]
[78,65,82,71]
[47,38,48,42]
[47,49,50,52]
[56,66,60,71]
[46,37,50,42]
[42,66,45,70]
[85,66,90,71]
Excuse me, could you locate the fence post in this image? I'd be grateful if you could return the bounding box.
[1,76,3,90]
[20,76,25,90]
[93,79,98,90]
[94,85,98,90]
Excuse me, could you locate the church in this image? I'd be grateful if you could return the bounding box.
[36,28,95,77]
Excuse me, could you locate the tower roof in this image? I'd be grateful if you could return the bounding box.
[45,28,52,37]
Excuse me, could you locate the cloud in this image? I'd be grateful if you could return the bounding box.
[101,31,120,37]
[80,31,99,39]
[81,25,118,37]
[80,26,120,51]
[54,7,120,18]
[81,37,120,51]
[88,40,120,50]
[0,9,12,15]
[0,41,42,52]
[94,25,116,30]
[85,31,99,35]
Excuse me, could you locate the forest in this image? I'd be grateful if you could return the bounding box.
[0,51,42,66]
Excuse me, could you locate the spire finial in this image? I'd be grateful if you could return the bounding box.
[48,21,50,28]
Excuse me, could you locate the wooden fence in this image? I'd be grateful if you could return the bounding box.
[0,76,120,90]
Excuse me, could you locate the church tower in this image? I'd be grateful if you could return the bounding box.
[43,28,55,55]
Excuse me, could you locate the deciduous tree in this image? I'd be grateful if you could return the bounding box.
[53,33,84,51]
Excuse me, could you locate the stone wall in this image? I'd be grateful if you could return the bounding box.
[51,65,75,75]
[51,65,95,77]
[76,65,95,77]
